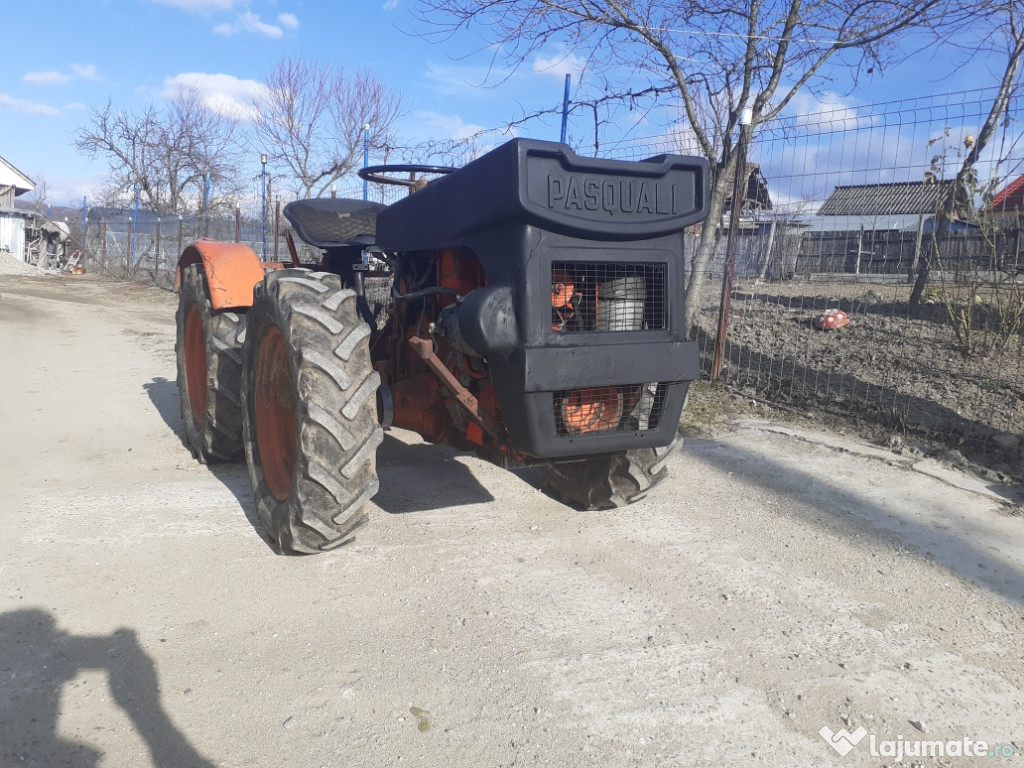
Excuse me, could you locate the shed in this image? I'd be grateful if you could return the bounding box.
[0,155,36,260]
[796,180,959,274]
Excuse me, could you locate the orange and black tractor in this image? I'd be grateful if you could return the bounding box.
[174,138,709,554]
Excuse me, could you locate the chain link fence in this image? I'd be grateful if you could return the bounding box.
[79,87,1024,475]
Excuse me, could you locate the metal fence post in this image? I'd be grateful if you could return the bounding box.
[155,217,162,282]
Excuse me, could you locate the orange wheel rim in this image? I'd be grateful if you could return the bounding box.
[183,305,208,425]
[562,386,623,434]
[254,326,297,501]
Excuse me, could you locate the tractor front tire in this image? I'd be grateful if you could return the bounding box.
[540,437,681,511]
[241,269,382,554]
[175,263,245,463]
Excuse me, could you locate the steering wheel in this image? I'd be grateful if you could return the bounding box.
[358,164,457,191]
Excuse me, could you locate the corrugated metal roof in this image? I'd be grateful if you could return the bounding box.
[817,181,953,216]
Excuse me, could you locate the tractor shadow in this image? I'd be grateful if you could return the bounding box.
[143,376,184,438]
[144,378,494,526]
[143,376,268,547]
[373,434,495,514]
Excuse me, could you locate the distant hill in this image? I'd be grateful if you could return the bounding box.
[12,199,85,225]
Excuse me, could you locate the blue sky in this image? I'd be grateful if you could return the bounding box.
[0,0,1011,207]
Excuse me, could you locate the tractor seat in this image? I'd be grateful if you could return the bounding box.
[283,198,386,249]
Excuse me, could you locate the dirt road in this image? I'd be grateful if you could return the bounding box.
[2,273,1022,768]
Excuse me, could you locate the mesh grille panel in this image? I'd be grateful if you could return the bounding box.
[553,383,666,436]
[551,261,667,332]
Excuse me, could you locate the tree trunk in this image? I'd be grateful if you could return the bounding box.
[683,165,734,337]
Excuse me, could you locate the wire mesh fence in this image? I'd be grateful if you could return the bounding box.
[78,87,1024,474]
[601,88,1024,473]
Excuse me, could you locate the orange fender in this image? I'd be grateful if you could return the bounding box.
[175,240,280,311]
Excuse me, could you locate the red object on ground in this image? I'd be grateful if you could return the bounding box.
[813,308,850,330]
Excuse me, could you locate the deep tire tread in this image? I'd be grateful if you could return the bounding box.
[175,264,245,463]
[241,269,381,554]
[540,435,683,511]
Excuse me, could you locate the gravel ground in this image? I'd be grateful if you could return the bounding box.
[0,251,47,277]
[1,274,1023,768]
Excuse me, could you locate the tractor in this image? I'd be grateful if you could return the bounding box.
[174,138,709,554]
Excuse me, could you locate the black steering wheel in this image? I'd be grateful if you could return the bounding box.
[358,164,457,191]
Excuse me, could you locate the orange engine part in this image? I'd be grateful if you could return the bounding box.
[551,269,575,308]
[551,268,575,331]
[560,386,623,434]
[438,247,486,306]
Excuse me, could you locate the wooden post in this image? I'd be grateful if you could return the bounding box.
[235,207,241,242]
[100,221,107,269]
[177,215,184,260]
[759,219,777,280]
[909,214,925,283]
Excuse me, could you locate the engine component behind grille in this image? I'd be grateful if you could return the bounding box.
[551,261,667,332]
[553,383,666,436]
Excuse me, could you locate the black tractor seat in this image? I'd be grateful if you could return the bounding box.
[283,198,387,249]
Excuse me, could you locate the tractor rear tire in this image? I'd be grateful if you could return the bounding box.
[241,269,382,554]
[175,263,245,463]
[540,437,681,511]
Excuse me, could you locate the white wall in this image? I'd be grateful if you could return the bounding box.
[0,212,27,261]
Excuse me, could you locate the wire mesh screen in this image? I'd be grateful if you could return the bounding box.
[551,261,667,332]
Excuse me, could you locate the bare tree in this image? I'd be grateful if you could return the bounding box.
[24,173,48,213]
[73,87,243,215]
[252,56,404,199]
[910,0,1024,305]
[417,0,953,333]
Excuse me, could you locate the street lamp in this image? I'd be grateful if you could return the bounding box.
[260,153,268,261]
[363,123,370,201]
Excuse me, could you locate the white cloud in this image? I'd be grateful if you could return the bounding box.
[214,11,285,38]
[423,62,510,97]
[277,12,299,29]
[0,94,61,116]
[150,0,236,11]
[71,64,101,81]
[417,111,485,141]
[531,47,586,79]
[23,64,101,86]
[382,0,399,9]
[791,92,868,131]
[162,72,267,119]
[49,172,109,207]
[23,71,72,86]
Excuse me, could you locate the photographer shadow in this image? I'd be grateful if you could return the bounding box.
[0,608,214,768]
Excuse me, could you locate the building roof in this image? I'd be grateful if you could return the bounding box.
[723,163,772,213]
[985,174,1024,214]
[817,180,953,216]
[0,155,35,196]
